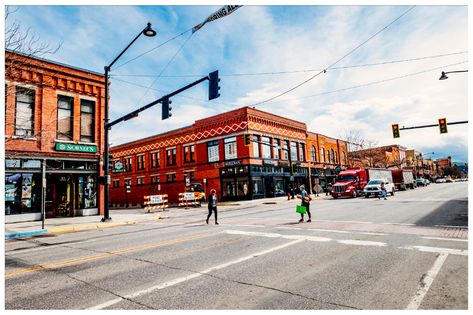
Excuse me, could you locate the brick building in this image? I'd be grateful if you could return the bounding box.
[5,51,105,222]
[109,107,349,206]
[405,150,437,179]
[349,144,407,170]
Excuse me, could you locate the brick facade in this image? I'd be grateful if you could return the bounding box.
[110,107,349,206]
[5,51,105,221]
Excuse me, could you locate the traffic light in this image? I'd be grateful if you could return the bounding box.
[208,70,220,100]
[392,124,400,138]
[162,97,172,120]
[244,133,251,146]
[290,162,297,175]
[438,118,448,134]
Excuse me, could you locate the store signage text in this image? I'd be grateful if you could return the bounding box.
[55,143,97,153]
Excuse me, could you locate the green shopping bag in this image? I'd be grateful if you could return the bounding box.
[296,205,307,214]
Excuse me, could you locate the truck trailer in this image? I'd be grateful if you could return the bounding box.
[331,167,393,198]
[391,169,415,190]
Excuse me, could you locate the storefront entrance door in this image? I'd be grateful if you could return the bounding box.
[49,175,74,217]
[264,176,274,198]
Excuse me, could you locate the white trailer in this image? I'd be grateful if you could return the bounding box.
[367,168,393,183]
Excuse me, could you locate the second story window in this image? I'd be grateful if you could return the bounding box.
[283,140,289,160]
[124,157,132,172]
[57,95,73,141]
[136,177,145,186]
[151,174,160,184]
[290,142,298,161]
[137,154,145,170]
[262,136,271,159]
[166,173,176,182]
[321,148,325,163]
[273,139,280,160]
[334,151,338,164]
[80,99,95,143]
[299,143,305,162]
[342,151,347,165]
[252,135,260,157]
[166,148,176,166]
[207,140,219,162]
[112,180,120,188]
[150,151,160,168]
[15,87,35,137]
[224,137,237,160]
[184,145,195,163]
[311,146,317,162]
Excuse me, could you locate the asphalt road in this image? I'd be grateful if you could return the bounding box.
[4,181,468,310]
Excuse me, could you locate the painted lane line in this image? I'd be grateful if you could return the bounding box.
[405,253,449,310]
[399,245,467,256]
[6,231,219,277]
[421,236,468,242]
[278,226,387,236]
[379,223,416,226]
[315,220,373,224]
[337,240,387,247]
[87,239,304,310]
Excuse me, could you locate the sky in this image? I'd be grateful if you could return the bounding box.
[3,1,470,163]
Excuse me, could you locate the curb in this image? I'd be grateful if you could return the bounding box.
[5,229,48,239]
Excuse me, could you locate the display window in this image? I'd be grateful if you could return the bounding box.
[5,173,41,215]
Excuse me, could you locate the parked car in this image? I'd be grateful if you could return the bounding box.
[416,178,427,186]
[363,179,395,198]
[445,177,453,183]
[435,178,446,183]
[425,179,430,185]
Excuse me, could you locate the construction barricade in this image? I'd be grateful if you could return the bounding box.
[178,192,201,208]
[144,194,168,213]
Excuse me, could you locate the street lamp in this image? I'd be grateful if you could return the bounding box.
[439,70,468,80]
[102,23,157,222]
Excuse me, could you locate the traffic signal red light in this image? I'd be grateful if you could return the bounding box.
[438,118,448,134]
[392,124,400,138]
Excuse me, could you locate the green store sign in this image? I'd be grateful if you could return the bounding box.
[55,143,97,153]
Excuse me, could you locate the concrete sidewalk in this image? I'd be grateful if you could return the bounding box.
[5,194,332,239]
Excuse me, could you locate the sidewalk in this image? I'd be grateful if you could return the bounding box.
[5,194,332,239]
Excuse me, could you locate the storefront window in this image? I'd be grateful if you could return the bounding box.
[78,175,97,209]
[253,178,263,195]
[5,173,41,215]
[222,178,236,197]
[236,177,249,196]
[274,179,285,195]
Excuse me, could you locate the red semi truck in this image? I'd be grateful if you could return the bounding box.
[331,167,393,198]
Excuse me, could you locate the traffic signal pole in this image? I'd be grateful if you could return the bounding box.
[399,120,468,131]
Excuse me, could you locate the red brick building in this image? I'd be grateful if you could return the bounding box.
[5,51,105,222]
[109,107,349,206]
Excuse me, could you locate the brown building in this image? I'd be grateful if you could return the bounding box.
[349,145,407,170]
[435,156,452,176]
[5,51,105,222]
[405,150,437,179]
[109,107,350,206]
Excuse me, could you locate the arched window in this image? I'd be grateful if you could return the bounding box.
[342,151,347,165]
[331,149,335,163]
[311,146,317,162]
[334,151,338,164]
[321,148,325,162]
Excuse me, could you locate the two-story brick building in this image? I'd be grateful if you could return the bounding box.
[109,107,349,206]
[5,51,105,222]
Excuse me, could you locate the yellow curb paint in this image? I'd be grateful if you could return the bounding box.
[6,231,220,278]
[47,221,138,234]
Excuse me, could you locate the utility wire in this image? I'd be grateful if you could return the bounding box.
[134,32,195,108]
[257,60,468,105]
[252,5,416,107]
[110,51,467,78]
[113,28,193,70]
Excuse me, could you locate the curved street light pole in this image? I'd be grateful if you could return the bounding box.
[102,23,157,222]
[439,70,468,80]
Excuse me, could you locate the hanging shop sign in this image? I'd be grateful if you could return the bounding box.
[55,143,97,153]
[112,161,126,173]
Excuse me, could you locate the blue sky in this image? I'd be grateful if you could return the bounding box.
[4,2,470,163]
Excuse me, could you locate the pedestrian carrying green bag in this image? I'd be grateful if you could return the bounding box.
[296,205,307,214]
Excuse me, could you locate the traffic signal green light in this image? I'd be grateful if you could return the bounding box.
[244,133,251,146]
[290,162,297,175]
[438,118,448,134]
[392,124,400,138]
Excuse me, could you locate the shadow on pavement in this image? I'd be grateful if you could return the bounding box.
[414,198,468,227]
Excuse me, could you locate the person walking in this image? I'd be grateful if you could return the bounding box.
[206,189,219,224]
[379,182,387,200]
[297,184,312,223]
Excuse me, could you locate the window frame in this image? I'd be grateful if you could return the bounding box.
[14,87,35,137]
[57,95,74,141]
[79,99,95,143]
[207,140,219,162]
[224,137,237,160]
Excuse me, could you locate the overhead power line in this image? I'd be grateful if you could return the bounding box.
[114,28,193,70]
[252,5,417,107]
[109,51,467,78]
[257,60,468,105]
